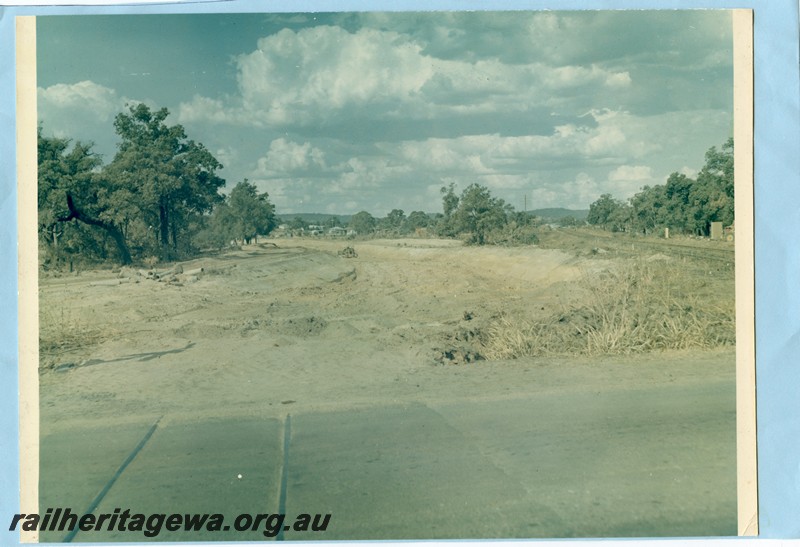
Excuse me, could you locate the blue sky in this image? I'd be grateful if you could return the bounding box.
[37,10,733,216]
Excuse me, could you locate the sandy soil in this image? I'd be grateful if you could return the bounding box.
[39,237,732,432]
[36,237,737,539]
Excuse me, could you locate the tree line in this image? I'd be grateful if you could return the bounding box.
[332,183,539,245]
[43,103,727,269]
[39,103,541,269]
[39,103,277,267]
[281,209,435,237]
[587,138,734,236]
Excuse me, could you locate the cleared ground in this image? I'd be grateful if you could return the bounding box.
[37,235,737,540]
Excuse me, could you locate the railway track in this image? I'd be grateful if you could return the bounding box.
[546,228,736,265]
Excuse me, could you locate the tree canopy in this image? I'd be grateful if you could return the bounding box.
[226,180,277,243]
[588,138,734,236]
[104,103,225,258]
[349,211,377,235]
[405,211,431,231]
[38,103,279,266]
[438,183,513,244]
[38,127,133,264]
[587,194,628,231]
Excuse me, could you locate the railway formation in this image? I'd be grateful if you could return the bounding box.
[546,228,736,266]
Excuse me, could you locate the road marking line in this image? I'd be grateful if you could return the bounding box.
[63,416,162,543]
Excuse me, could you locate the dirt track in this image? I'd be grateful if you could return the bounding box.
[37,237,736,539]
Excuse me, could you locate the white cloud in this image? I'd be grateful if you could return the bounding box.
[556,173,603,209]
[480,173,532,191]
[213,146,238,174]
[255,138,329,176]
[179,25,634,127]
[38,80,122,122]
[240,115,667,214]
[333,156,413,192]
[249,178,294,209]
[178,95,242,125]
[542,64,630,90]
[35,13,732,220]
[37,80,155,158]
[529,186,562,207]
[608,165,653,181]
[235,26,432,124]
[605,71,632,88]
[390,112,652,175]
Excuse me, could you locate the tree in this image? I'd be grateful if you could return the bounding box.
[38,128,134,265]
[385,209,405,229]
[38,105,232,264]
[349,211,376,235]
[607,202,633,232]
[510,211,536,227]
[693,137,734,231]
[105,103,224,259]
[558,215,579,227]
[405,210,430,230]
[450,184,509,245]
[288,217,307,231]
[590,138,734,236]
[630,185,667,234]
[38,130,87,253]
[587,194,625,229]
[193,203,236,250]
[440,183,459,218]
[226,180,277,244]
[663,172,695,232]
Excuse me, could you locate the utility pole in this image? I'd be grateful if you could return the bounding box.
[524,194,527,213]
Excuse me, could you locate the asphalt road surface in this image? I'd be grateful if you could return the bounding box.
[38,372,736,543]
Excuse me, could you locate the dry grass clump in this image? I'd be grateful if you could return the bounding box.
[39,307,109,367]
[480,259,735,358]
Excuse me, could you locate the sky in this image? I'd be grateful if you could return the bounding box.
[36,10,733,216]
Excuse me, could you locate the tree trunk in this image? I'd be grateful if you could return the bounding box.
[159,202,177,260]
[159,203,170,248]
[61,194,132,265]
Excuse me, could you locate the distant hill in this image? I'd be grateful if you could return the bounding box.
[530,208,589,221]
